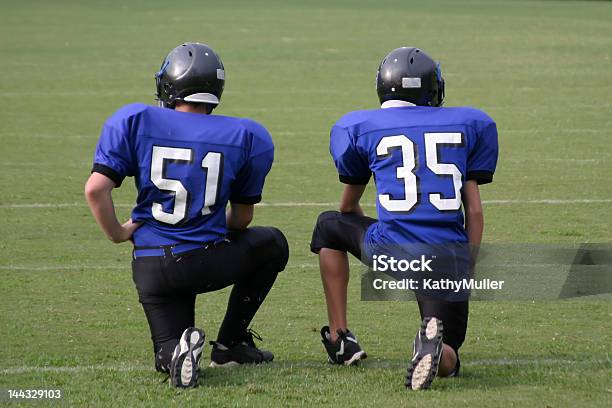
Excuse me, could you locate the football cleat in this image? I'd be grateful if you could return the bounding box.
[406,317,444,390]
[320,326,367,366]
[169,327,205,388]
[209,329,273,367]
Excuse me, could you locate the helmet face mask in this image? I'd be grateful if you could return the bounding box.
[155,43,225,109]
[376,47,445,107]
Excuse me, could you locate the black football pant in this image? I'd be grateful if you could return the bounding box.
[310,210,468,373]
[132,226,289,373]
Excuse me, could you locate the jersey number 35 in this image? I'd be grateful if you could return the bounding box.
[376,133,463,212]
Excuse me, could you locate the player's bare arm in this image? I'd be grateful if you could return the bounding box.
[227,202,254,230]
[463,179,484,269]
[339,184,366,215]
[463,180,484,247]
[84,172,141,243]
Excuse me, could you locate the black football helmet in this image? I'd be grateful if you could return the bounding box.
[376,47,444,107]
[155,42,225,109]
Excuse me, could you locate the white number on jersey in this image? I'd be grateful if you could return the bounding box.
[150,146,222,225]
[375,133,463,213]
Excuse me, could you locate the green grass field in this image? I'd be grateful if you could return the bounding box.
[1,0,611,406]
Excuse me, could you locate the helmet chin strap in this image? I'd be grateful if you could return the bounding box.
[156,99,175,109]
[435,63,445,107]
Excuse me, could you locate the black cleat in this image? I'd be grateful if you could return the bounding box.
[321,326,367,366]
[169,327,205,388]
[209,329,273,368]
[406,317,443,390]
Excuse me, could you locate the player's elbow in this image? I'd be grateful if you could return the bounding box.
[227,203,254,230]
[339,203,357,214]
[84,180,100,201]
[84,182,105,204]
[108,234,123,244]
[465,206,484,222]
[240,210,254,228]
[339,199,362,214]
[84,174,113,202]
[232,214,253,230]
[339,184,366,214]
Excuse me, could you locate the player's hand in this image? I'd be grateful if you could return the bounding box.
[111,219,142,243]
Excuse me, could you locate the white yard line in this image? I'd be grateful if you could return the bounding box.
[481,199,612,204]
[0,161,328,167]
[506,158,604,164]
[0,358,606,374]
[0,364,150,374]
[0,133,94,139]
[0,203,88,208]
[503,129,605,133]
[2,157,608,166]
[1,199,611,209]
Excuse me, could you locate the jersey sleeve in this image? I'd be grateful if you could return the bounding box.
[330,125,371,185]
[230,122,274,204]
[92,121,135,188]
[467,120,499,185]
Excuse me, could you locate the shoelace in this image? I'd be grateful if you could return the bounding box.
[247,328,263,341]
[336,328,350,341]
[208,328,264,350]
[244,328,263,348]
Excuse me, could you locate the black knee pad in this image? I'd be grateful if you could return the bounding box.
[266,226,289,271]
[310,210,341,253]
[154,339,179,373]
[243,226,289,272]
[316,210,341,227]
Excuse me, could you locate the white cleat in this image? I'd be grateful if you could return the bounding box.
[170,327,205,388]
[406,317,443,390]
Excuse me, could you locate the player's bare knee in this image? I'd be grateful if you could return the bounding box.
[437,343,459,377]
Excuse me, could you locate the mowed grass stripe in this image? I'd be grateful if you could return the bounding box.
[2,357,609,375]
[1,199,611,209]
[0,263,321,271]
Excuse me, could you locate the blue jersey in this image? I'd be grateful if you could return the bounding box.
[330,105,498,250]
[92,103,274,247]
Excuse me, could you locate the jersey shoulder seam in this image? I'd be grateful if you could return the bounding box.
[138,134,249,150]
[353,122,483,139]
